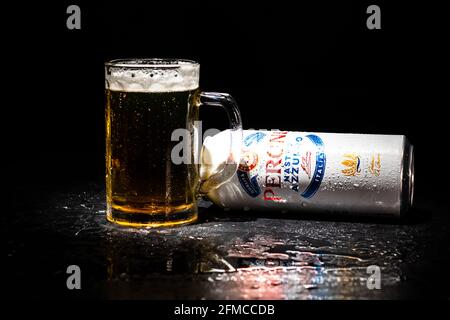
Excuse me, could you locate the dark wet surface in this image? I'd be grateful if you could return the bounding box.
[4,182,449,299]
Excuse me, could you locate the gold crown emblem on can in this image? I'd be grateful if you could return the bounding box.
[341,153,361,176]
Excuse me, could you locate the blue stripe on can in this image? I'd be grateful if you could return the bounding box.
[301,134,326,199]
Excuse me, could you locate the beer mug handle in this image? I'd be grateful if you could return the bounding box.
[198,92,242,194]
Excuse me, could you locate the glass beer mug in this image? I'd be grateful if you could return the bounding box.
[105,58,242,227]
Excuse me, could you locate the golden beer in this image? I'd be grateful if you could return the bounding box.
[106,90,200,226]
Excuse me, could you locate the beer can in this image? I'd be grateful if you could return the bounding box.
[202,130,414,217]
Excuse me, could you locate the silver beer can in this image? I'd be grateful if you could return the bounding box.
[202,130,414,217]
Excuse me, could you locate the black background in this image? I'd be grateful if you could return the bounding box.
[4,0,446,200]
[2,0,449,306]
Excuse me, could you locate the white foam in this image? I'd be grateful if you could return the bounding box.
[105,60,199,93]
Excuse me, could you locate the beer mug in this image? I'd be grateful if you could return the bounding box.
[105,59,242,227]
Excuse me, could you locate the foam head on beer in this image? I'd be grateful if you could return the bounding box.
[105,58,200,92]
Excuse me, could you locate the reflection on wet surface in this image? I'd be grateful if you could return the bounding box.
[6,183,437,299]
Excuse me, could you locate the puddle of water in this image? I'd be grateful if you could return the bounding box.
[12,186,406,299]
[199,235,401,299]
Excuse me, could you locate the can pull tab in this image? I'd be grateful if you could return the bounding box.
[197,92,242,194]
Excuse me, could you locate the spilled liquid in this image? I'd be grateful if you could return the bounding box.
[7,183,428,299]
